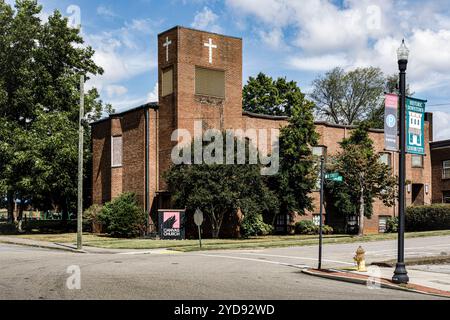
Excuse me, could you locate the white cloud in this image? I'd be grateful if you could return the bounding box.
[226,0,450,96]
[258,28,284,50]
[105,85,128,98]
[147,83,159,103]
[82,21,159,103]
[432,111,450,141]
[289,54,350,71]
[97,6,117,18]
[191,7,222,33]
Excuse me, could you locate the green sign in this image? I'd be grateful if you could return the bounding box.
[326,173,343,182]
[406,97,426,155]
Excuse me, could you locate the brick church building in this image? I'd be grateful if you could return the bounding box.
[91,26,434,236]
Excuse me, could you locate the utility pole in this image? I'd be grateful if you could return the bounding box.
[318,156,325,270]
[77,75,85,251]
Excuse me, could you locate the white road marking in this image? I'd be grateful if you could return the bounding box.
[117,250,181,255]
[233,252,355,266]
[366,243,450,254]
[195,253,309,269]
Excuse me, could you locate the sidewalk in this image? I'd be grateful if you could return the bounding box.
[303,267,450,298]
[0,236,177,255]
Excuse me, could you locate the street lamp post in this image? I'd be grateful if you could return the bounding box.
[393,40,409,284]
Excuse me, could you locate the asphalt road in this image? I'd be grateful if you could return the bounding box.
[0,236,449,300]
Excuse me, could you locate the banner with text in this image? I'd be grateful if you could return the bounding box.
[384,93,399,152]
[406,97,426,155]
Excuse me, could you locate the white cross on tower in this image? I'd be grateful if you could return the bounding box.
[204,38,217,64]
[163,36,172,62]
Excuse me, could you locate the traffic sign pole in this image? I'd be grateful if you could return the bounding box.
[198,225,202,249]
[194,209,204,249]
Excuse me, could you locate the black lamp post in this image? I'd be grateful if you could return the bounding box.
[392,39,410,284]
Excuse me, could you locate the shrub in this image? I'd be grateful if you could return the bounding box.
[84,204,104,233]
[406,205,450,232]
[295,220,334,235]
[241,214,273,237]
[84,204,103,223]
[386,217,398,233]
[98,193,147,238]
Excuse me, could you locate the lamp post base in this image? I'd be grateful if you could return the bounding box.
[392,263,409,284]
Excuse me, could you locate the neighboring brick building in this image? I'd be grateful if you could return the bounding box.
[91,26,434,236]
[431,140,450,204]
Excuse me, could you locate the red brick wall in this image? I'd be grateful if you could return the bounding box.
[91,26,435,236]
[431,145,450,203]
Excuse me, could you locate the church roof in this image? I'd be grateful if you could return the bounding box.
[90,102,158,126]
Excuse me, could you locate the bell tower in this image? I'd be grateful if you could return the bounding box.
[157,26,243,188]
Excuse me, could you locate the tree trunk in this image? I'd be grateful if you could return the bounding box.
[17,201,24,222]
[211,228,220,239]
[358,188,365,236]
[7,191,15,223]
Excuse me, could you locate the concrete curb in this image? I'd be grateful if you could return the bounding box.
[301,269,450,299]
[0,239,86,254]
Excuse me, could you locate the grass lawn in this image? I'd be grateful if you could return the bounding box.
[10,230,450,252]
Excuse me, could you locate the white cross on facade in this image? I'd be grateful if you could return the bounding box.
[163,37,172,62]
[204,38,217,64]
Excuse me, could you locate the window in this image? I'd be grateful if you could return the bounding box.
[312,215,321,226]
[111,136,123,167]
[412,155,423,168]
[161,68,173,97]
[195,67,225,98]
[443,191,450,203]
[379,216,389,233]
[379,153,392,168]
[443,160,450,179]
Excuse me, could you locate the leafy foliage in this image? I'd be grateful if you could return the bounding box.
[98,193,147,238]
[386,216,398,233]
[331,124,397,235]
[243,73,307,117]
[295,220,333,235]
[311,67,398,127]
[166,133,279,238]
[0,0,111,221]
[241,213,274,237]
[270,95,319,216]
[406,205,450,232]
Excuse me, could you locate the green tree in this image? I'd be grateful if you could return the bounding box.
[331,124,397,235]
[243,72,307,117]
[311,67,386,125]
[270,97,319,218]
[0,0,109,221]
[166,133,278,238]
[364,74,413,129]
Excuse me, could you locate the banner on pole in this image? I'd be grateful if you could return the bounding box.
[384,94,399,152]
[406,97,426,155]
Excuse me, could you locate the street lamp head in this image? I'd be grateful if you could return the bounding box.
[397,39,409,62]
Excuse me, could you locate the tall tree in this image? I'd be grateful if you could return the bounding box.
[311,67,386,125]
[364,74,413,129]
[332,124,397,235]
[243,72,307,117]
[270,97,319,218]
[0,0,109,221]
[166,133,278,238]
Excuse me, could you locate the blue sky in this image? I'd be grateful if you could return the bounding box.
[6,0,450,140]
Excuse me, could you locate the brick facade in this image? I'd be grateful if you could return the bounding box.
[431,140,450,204]
[91,26,434,236]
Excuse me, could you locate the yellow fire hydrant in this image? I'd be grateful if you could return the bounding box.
[354,246,367,272]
